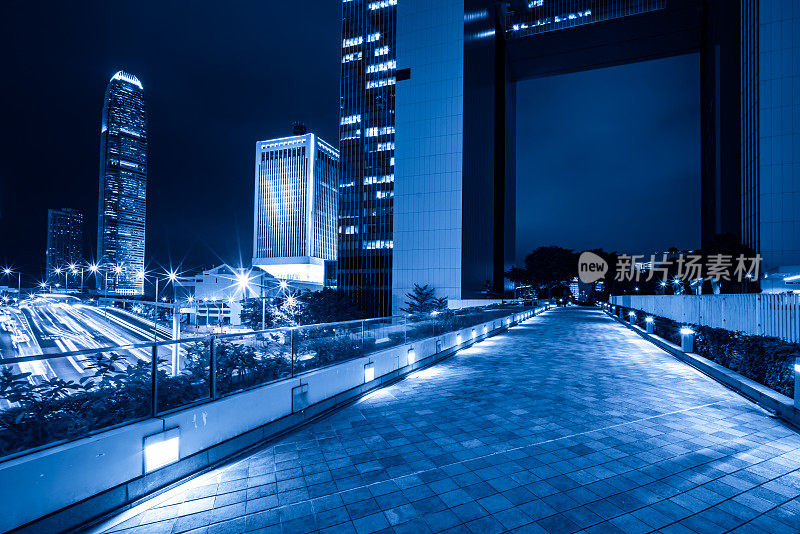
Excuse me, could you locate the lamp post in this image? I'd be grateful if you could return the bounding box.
[233,270,290,331]
[113,264,122,293]
[138,269,181,342]
[54,267,66,291]
[2,268,21,296]
[89,263,99,292]
[69,263,84,294]
[139,269,184,376]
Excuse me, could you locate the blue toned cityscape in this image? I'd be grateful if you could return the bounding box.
[1,1,800,533]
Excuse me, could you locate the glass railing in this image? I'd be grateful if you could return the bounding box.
[0,302,546,460]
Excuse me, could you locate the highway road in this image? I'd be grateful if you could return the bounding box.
[0,295,179,387]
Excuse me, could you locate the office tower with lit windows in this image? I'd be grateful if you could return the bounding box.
[252,133,339,286]
[97,71,147,295]
[338,0,397,317]
[45,208,83,282]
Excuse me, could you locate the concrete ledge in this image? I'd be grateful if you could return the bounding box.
[605,310,800,427]
[7,308,547,534]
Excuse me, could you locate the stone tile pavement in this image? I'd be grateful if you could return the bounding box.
[96,307,800,534]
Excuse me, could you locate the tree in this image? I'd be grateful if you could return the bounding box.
[699,233,760,294]
[401,284,447,314]
[239,298,279,330]
[506,246,578,298]
[240,288,365,330]
[296,288,364,325]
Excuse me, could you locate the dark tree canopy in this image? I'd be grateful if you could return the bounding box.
[240,288,364,330]
[506,246,578,297]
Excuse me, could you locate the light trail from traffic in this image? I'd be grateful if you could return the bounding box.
[0,295,182,386]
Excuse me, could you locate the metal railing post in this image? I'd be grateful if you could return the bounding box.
[151,344,158,417]
[290,329,294,377]
[361,320,365,355]
[209,336,217,400]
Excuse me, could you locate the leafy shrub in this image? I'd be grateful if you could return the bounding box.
[694,327,796,397]
[629,310,797,398]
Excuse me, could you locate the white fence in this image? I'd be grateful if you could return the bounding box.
[610,294,800,343]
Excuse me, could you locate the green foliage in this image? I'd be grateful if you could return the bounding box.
[0,320,379,457]
[240,289,364,330]
[694,326,796,397]
[506,246,578,298]
[401,284,447,314]
[641,310,796,398]
[0,299,529,459]
[296,288,364,324]
[239,298,279,329]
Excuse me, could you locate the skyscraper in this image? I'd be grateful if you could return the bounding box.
[45,208,83,282]
[338,0,397,317]
[252,133,339,286]
[97,71,147,296]
[392,0,800,308]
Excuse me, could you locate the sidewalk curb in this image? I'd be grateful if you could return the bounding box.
[605,310,800,430]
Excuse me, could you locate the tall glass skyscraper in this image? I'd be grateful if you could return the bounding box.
[45,208,83,282]
[338,0,397,317]
[252,133,339,286]
[97,71,147,295]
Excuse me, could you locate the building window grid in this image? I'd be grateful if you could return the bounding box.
[338,0,396,316]
[256,139,339,262]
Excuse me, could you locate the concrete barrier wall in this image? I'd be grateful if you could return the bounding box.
[0,309,542,533]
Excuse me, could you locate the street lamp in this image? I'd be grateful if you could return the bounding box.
[228,269,293,331]
[54,266,68,291]
[2,267,21,296]
[138,269,184,341]
[69,263,85,294]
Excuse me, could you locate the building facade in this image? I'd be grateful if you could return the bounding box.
[45,208,83,282]
[338,0,397,317]
[252,133,339,286]
[97,71,147,296]
[758,0,800,277]
[392,0,800,309]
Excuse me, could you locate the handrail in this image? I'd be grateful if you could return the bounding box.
[0,304,535,365]
[0,302,546,461]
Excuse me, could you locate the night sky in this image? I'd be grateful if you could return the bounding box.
[0,1,341,282]
[1,2,700,284]
[516,53,700,263]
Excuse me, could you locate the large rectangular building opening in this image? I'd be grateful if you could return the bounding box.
[514,53,701,263]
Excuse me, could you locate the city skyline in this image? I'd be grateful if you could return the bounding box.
[4,3,800,533]
[2,1,701,289]
[0,2,342,282]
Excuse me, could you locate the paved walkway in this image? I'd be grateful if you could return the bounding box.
[98,308,800,534]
